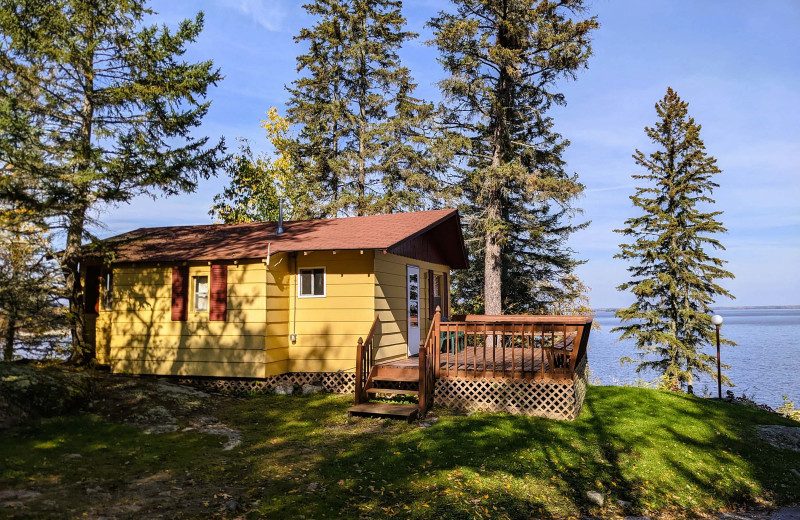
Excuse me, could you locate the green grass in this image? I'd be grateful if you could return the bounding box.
[2,386,799,519]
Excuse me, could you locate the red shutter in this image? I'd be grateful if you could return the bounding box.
[209,264,227,322]
[171,266,189,321]
[428,269,435,319]
[84,266,100,314]
[443,272,449,318]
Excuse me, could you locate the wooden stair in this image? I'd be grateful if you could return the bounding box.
[348,403,418,422]
[366,387,419,396]
[348,361,421,422]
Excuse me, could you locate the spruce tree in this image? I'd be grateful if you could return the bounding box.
[429,0,597,315]
[0,1,225,364]
[613,87,735,393]
[287,0,441,217]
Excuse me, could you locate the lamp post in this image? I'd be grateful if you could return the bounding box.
[711,314,723,399]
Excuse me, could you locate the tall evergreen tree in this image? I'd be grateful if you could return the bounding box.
[613,87,735,393]
[287,0,441,217]
[0,1,225,364]
[429,0,597,315]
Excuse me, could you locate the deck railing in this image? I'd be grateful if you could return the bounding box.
[427,309,592,382]
[418,310,441,416]
[355,314,380,404]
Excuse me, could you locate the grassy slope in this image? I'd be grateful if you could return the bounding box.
[1,385,799,519]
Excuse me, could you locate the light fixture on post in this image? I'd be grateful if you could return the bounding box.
[711,314,723,399]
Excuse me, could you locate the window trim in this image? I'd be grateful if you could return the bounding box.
[298,267,326,298]
[192,274,210,312]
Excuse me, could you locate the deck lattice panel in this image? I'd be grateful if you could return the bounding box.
[434,358,588,420]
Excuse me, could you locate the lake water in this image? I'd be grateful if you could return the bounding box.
[587,308,800,409]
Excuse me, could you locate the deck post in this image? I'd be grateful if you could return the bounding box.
[355,337,364,404]
[418,340,427,416]
[434,306,441,378]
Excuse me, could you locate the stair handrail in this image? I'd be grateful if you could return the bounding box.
[418,306,441,416]
[355,314,381,404]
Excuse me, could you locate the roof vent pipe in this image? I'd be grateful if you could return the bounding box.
[277,198,284,234]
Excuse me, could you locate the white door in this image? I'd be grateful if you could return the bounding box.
[407,265,420,356]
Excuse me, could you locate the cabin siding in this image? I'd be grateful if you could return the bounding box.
[99,260,268,378]
[88,250,450,378]
[373,253,450,364]
[287,250,375,373]
[265,253,290,376]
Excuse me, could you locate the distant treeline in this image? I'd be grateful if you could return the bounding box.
[593,306,800,313]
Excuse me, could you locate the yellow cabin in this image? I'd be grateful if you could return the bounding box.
[83,208,593,420]
[83,209,468,382]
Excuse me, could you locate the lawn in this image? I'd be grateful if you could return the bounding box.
[1,381,799,519]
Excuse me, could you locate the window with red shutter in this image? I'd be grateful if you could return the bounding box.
[209,264,227,321]
[171,266,189,321]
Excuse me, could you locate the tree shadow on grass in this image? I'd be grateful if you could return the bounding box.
[237,390,645,518]
[240,388,800,519]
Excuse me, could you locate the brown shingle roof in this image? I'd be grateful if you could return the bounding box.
[92,209,467,268]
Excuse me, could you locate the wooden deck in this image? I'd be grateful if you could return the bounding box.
[354,310,594,419]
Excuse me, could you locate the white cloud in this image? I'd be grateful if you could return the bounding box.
[223,0,290,32]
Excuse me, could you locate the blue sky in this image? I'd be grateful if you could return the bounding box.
[98,0,800,308]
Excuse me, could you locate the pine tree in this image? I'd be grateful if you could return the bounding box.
[210,108,319,223]
[0,1,225,364]
[613,87,735,393]
[287,0,441,217]
[429,0,597,316]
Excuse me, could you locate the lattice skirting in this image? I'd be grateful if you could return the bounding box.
[178,371,355,396]
[434,359,589,420]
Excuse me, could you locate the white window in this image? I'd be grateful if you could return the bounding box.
[194,275,209,311]
[299,268,325,297]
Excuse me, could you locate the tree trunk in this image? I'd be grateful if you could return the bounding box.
[64,206,92,365]
[356,47,367,217]
[3,319,15,361]
[67,34,95,365]
[330,56,341,215]
[482,15,516,316]
[484,192,503,315]
[357,122,365,216]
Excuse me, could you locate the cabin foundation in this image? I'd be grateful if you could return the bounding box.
[179,371,356,395]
